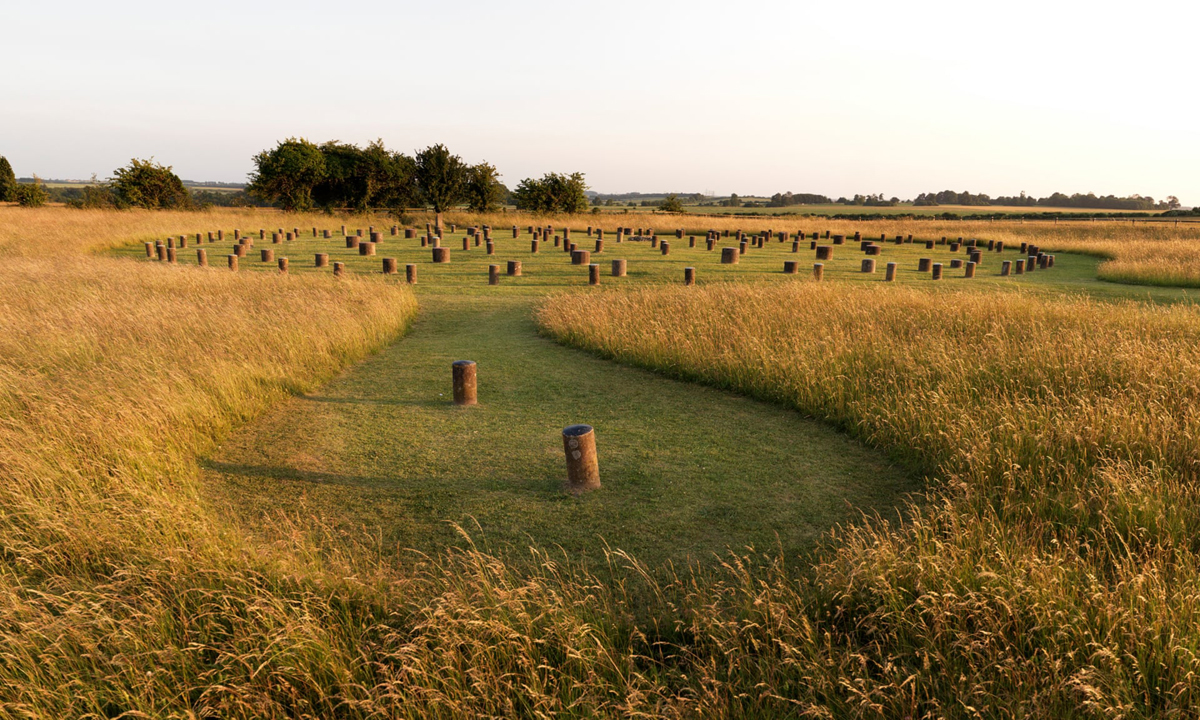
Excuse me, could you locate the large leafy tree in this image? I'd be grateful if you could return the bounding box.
[0,156,15,202]
[463,162,506,213]
[110,159,191,209]
[413,144,466,233]
[512,172,589,214]
[248,138,326,211]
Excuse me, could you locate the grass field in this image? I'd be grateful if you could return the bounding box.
[5,204,1200,716]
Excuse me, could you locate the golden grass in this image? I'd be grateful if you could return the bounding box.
[537,282,1200,715]
[5,203,1200,716]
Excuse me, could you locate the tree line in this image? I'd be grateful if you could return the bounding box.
[247,138,588,222]
[913,189,1180,211]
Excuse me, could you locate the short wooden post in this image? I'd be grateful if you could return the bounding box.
[333,262,344,277]
[315,253,329,267]
[965,261,976,278]
[918,258,931,272]
[661,241,670,256]
[278,257,289,274]
[452,360,477,405]
[507,260,522,276]
[588,263,600,285]
[233,243,247,257]
[227,255,238,271]
[144,242,154,257]
[572,249,591,265]
[925,240,934,249]
[512,226,519,238]
[272,232,281,244]
[862,258,876,273]
[286,232,295,242]
[324,229,332,239]
[706,238,715,251]
[167,248,177,263]
[1001,260,1012,276]
[885,262,896,281]
[563,424,600,493]
[196,248,207,266]
[486,241,495,255]
[179,237,188,249]
[816,245,832,260]
[684,267,695,285]
[721,247,739,264]
[783,261,798,274]
[950,259,963,269]
[359,242,376,256]
[531,240,540,253]
[595,239,604,253]
[612,259,627,277]
[261,248,274,263]
[432,247,450,263]
[346,236,359,249]
[383,258,397,274]
[832,234,845,245]
[1015,259,1025,274]
[489,264,500,285]
[461,237,470,251]
[739,240,748,254]
[812,263,824,280]
[931,263,943,280]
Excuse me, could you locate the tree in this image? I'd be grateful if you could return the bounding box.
[659,193,684,213]
[0,156,15,202]
[414,144,467,233]
[248,138,326,211]
[727,193,741,207]
[12,177,48,207]
[463,162,505,213]
[511,172,589,214]
[110,158,191,209]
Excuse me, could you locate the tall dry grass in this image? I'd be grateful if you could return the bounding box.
[537,282,1200,716]
[6,203,1200,717]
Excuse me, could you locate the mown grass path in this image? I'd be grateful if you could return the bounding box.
[204,291,916,566]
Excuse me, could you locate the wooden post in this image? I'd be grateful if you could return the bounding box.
[612,259,627,277]
[166,248,177,263]
[286,232,295,242]
[931,263,943,280]
[324,229,332,239]
[432,247,450,263]
[816,245,832,260]
[1015,259,1025,274]
[233,243,247,257]
[965,261,976,278]
[333,262,344,277]
[383,258,397,274]
[783,261,798,274]
[684,267,695,285]
[272,232,280,244]
[359,242,376,256]
[706,238,715,251]
[588,263,600,285]
[486,241,495,255]
[346,236,359,249]
[885,262,896,281]
[812,263,824,281]
[918,258,931,272]
[144,242,154,257]
[739,240,748,254]
[462,237,470,251]
[507,260,522,276]
[661,241,670,256]
[721,247,739,264]
[531,240,539,253]
[196,249,207,266]
[227,255,238,271]
[489,264,500,285]
[452,360,477,405]
[1001,260,1012,276]
[179,236,188,249]
[572,249,591,265]
[862,258,876,273]
[832,234,845,245]
[261,248,274,263]
[315,253,329,267]
[562,424,600,493]
[595,239,604,253]
[278,257,289,274]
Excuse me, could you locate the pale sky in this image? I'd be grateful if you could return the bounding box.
[2,0,1196,203]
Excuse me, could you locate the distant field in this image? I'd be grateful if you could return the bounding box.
[681,203,1157,216]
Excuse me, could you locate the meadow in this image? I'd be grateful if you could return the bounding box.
[2,204,1200,717]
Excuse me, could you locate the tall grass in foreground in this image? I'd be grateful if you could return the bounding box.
[538,283,1200,716]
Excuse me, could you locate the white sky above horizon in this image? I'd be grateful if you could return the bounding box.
[2,0,1196,204]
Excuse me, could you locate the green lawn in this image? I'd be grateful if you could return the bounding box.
[117,227,1190,567]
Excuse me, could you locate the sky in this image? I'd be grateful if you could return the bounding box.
[2,0,1196,203]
